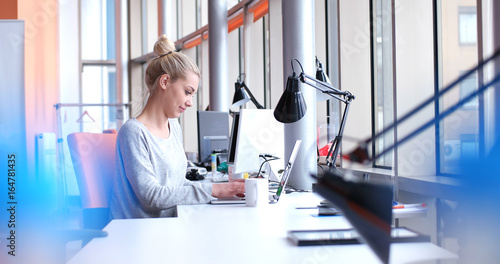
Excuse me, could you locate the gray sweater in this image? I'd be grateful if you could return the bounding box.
[109,118,213,219]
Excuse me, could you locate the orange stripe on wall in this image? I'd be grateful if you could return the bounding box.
[228,13,243,33]
[184,37,202,49]
[248,0,266,13]
[252,0,268,23]
[0,0,18,19]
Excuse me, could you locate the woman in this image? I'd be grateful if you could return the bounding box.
[110,35,245,218]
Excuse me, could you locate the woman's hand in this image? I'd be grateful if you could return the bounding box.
[212,179,245,198]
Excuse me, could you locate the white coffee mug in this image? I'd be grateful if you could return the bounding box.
[245,178,269,207]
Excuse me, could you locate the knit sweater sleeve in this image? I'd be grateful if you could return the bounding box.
[111,119,213,218]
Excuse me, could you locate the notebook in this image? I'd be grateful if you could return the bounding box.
[210,140,302,205]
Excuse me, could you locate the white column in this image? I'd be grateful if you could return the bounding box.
[208,0,229,111]
[282,0,316,190]
[116,0,129,127]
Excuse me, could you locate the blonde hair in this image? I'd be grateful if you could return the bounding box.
[136,35,200,116]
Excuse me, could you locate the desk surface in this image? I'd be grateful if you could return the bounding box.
[68,193,456,264]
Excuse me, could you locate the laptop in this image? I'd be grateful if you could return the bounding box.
[210,140,302,205]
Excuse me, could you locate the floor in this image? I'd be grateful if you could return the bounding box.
[51,199,85,262]
[64,206,84,262]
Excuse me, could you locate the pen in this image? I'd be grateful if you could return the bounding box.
[393,203,426,209]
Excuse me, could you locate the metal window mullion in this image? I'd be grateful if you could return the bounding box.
[370,0,376,168]
[82,60,117,66]
[383,0,395,169]
[78,0,83,132]
[391,0,399,202]
[324,0,330,126]
[433,0,441,176]
[477,0,485,159]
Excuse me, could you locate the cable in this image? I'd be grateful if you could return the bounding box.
[284,183,311,193]
[317,163,327,173]
[256,155,280,178]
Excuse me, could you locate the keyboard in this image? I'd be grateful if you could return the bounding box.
[210,175,229,183]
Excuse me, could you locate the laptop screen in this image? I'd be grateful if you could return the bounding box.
[275,140,302,198]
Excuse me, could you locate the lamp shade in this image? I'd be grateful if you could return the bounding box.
[273,74,307,123]
[316,60,332,101]
[231,82,251,108]
[316,61,329,82]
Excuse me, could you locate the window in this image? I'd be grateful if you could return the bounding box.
[392,0,435,177]
[459,73,478,108]
[80,0,120,131]
[458,6,477,45]
[439,1,480,174]
[372,0,395,168]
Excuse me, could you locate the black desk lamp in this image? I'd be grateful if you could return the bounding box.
[274,59,355,175]
[273,59,394,263]
[231,73,265,109]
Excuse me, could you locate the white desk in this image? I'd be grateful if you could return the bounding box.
[68,193,456,264]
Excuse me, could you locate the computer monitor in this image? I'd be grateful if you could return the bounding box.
[232,109,284,177]
[197,111,230,164]
[227,112,240,164]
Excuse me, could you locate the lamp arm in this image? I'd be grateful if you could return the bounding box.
[242,82,265,109]
[295,70,356,171]
[325,99,352,170]
[300,72,355,101]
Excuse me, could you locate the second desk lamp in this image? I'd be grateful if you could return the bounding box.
[273,58,355,175]
[274,58,393,264]
[231,73,265,109]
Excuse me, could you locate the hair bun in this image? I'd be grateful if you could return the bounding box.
[154,34,176,57]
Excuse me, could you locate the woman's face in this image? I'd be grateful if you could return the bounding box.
[161,71,199,118]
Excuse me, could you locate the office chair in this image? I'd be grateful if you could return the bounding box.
[67,132,117,230]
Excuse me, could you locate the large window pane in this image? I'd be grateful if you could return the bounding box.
[458,6,477,45]
[81,0,116,60]
[228,24,241,108]
[340,0,372,162]
[182,0,198,37]
[395,0,435,177]
[81,65,117,130]
[82,65,116,103]
[142,0,159,54]
[245,17,266,109]
[373,0,394,168]
[439,1,479,174]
